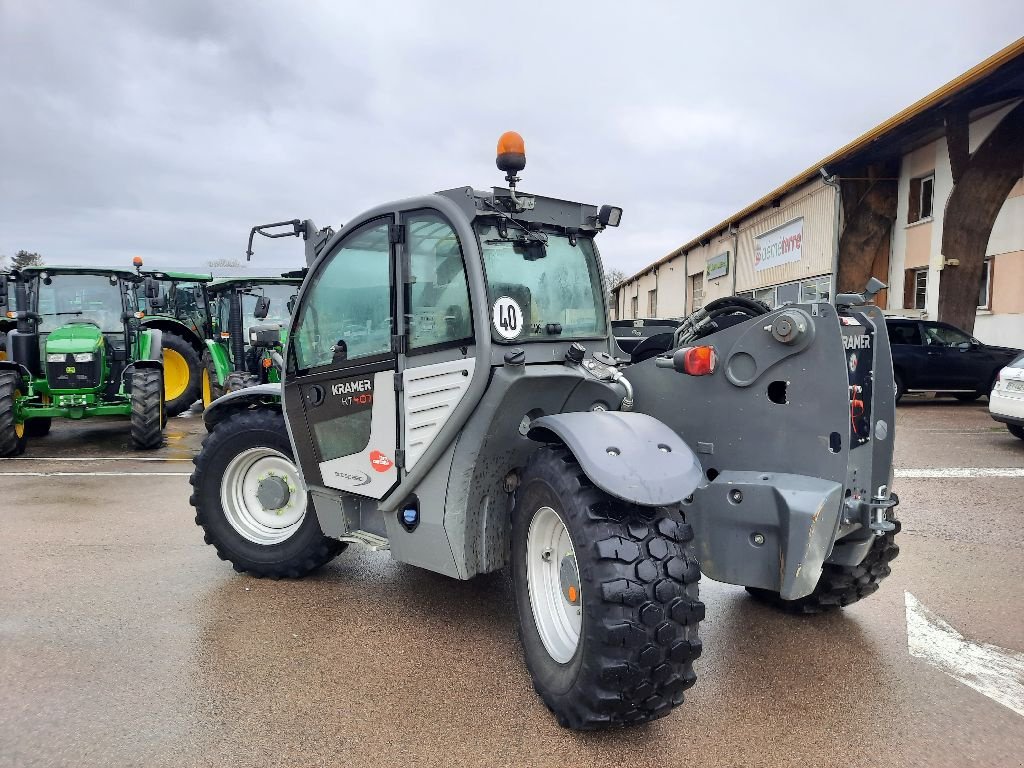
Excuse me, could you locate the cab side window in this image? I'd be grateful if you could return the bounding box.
[292,220,393,370]
[405,212,472,351]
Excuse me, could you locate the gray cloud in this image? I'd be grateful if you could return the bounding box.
[1,0,1021,275]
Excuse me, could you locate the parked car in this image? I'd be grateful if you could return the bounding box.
[990,353,1024,440]
[885,318,1022,403]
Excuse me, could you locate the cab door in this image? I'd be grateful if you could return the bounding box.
[283,217,401,499]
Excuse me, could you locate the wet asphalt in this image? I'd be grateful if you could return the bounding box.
[1,397,1022,767]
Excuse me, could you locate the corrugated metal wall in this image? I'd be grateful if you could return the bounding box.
[736,180,835,292]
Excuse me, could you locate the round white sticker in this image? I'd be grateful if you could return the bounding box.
[492,296,523,340]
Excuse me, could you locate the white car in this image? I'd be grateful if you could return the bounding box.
[990,353,1024,440]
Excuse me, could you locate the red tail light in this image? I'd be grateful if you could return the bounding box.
[682,346,717,376]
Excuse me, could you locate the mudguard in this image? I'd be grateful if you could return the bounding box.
[203,339,231,386]
[528,411,702,507]
[203,382,281,429]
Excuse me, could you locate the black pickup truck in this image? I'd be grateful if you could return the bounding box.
[886,318,1022,402]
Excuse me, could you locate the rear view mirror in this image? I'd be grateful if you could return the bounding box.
[254,295,270,320]
[286,295,296,314]
[144,277,160,299]
[0,274,7,308]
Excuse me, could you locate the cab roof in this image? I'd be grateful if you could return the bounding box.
[18,265,141,279]
[208,276,303,290]
[143,270,213,282]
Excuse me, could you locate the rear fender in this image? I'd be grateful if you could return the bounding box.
[203,382,281,430]
[203,339,231,386]
[528,411,702,507]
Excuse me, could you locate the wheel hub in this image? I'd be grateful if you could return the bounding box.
[526,505,582,664]
[256,474,291,511]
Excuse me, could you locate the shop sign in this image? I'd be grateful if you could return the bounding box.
[755,218,803,272]
[706,251,729,280]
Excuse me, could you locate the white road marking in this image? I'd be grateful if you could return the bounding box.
[895,468,1024,479]
[0,471,191,477]
[3,456,192,462]
[905,591,1024,718]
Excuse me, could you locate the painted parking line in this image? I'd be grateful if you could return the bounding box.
[0,471,191,477]
[895,468,1024,478]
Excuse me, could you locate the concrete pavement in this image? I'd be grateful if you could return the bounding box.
[1,399,1022,767]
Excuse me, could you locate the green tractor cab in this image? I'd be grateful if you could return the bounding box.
[201,276,301,407]
[136,266,214,416]
[0,266,165,455]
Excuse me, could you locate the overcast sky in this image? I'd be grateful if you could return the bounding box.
[1,1,1021,277]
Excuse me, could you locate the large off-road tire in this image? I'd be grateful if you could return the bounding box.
[25,417,51,437]
[746,519,901,615]
[161,332,202,417]
[0,371,28,457]
[201,350,225,408]
[511,446,704,730]
[130,367,165,449]
[225,371,260,394]
[189,409,346,578]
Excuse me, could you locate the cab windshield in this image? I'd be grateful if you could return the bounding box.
[476,223,606,342]
[36,274,128,333]
[218,283,299,339]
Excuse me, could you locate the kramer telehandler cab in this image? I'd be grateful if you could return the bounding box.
[200,276,302,407]
[0,266,165,455]
[137,264,214,416]
[189,133,900,730]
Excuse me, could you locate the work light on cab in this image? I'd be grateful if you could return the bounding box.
[656,345,718,376]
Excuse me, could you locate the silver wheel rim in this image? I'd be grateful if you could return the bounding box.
[526,505,582,664]
[220,447,306,545]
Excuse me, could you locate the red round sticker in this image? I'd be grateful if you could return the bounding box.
[369,450,393,473]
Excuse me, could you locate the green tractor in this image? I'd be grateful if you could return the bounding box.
[201,276,301,407]
[0,266,165,455]
[135,264,214,416]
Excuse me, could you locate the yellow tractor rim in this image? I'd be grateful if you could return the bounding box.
[14,388,24,438]
[163,348,190,401]
[202,368,213,407]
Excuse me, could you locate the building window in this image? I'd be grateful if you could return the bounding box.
[902,268,928,310]
[631,295,638,318]
[753,286,776,308]
[908,173,935,224]
[978,258,992,310]
[690,274,704,311]
[800,276,830,302]
[647,289,657,317]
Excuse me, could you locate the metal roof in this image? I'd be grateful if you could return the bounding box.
[616,36,1024,289]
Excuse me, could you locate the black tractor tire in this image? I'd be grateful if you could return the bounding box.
[130,367,165,449]
[511,446,704,730]
[0,371,28,457]
[1008,424,1024,441]
[161,332,202,417]
[894,372,905,404]
[189,409,346,578]
[746,519,901,615]
[201,350,225,408]
[25,417,52,437]
[225,371,260,394]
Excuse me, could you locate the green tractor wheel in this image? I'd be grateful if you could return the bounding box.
[0,371,28,457]
[130,367,165,449]
[161,333,202,417]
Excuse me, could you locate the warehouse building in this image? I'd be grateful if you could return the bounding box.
[613,38,1024,347]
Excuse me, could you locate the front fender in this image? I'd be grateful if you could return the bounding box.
[528,411,702,507]
[203,382,281,429]
[203,339,231,386]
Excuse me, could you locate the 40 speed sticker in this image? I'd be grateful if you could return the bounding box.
[492,296,523,340]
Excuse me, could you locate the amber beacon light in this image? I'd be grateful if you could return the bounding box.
[496,131,526,176]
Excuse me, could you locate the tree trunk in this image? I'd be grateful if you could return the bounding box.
[938,101,1024,334]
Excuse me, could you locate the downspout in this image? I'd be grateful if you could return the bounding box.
[821,169,842,302]
[731,226,739,296]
